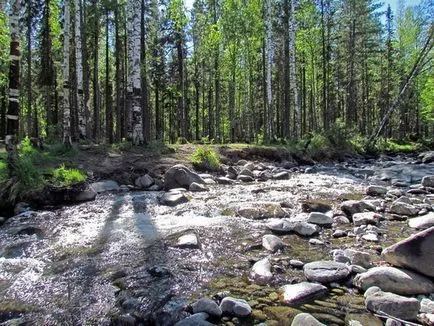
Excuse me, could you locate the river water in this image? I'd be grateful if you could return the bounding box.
[0,157,433,325]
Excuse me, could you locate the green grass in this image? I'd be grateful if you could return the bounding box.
[51,164,86,186]
[190,146,221,172]
[375,139,423,153]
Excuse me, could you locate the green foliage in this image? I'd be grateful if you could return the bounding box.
[375,139,423,153]
[51,164,86,186]
[190,146,221,172]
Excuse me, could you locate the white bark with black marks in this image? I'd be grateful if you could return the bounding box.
[75,0,86,138]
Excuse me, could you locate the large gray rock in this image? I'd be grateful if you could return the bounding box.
[419,151,434,164]
[344,249,372,268]
[266,219,319,236]
[174,312,214,326]
[353,266,434,295]
[303,261,350,283]
[389,200,419,216]
[422,175,434,187]
[250,258,273,284]
[340,200,375,217]
[307,212,333,226]
[421,298,434,314]
[366,185,388,196]
[164,164,205,191]
[262,234,284,252]
[90,180,120,193]
[352,212,381,226]
[382,226,434,278]
[280,282,328,305]
[174,233,199,249]
[408,212,434,229]
[135,174,154,189]
[235,202,288,220]
[365,289,420,320]
[74,188,97,202]
[291,313,326,326]
[159,192,189,206]
[301,201,332,213]
[219,297,252,317]
[192,298,222,317]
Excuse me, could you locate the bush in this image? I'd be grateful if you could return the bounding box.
[51,164,86,186]
[190,146,221,172]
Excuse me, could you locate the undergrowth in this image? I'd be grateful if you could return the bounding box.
[190,146,221,172]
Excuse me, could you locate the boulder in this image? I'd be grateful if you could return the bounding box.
[353,266,434,295]
[340,200,375,217]
[389,201,419,216]
[164,165,205,191]
[301,201,332,213]
[262,234,284,252]
[408,213,434,230]
[422,175,434,187]
[159,192,188,206]
[174,313,214,326]
[382,226,434,278]
[13,202,32,215]
[90,180,120,193]
[419,151,434,164]
[135,174,154,189]
[303,261,350,283]
[344,249,372,268]
[352,212,381,226]
[236,203,288,220]
[291,313,326,326]
[250,258,273,284]
[174,233,199,249]
[216,177,235,185]
[74,188,97,202]
[362,232,379,242]
[307,212,333,226]
[366,185,388,196]
[192,298,222,317]
[280,282,328,305]
[272,171,290,180]
[421,298,434,314]
[219,297,252,317]
[364,289,420,320]
[189,182,208,192]
[267,219,320,236]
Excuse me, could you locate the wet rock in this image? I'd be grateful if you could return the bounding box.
[387,189,405,198]
[159,192,189,206]
[237,175,254,182]
[192,298,222,317]
[267,219,320,236]
[340,200,375,217]
[74,188,97,202]
[216,177,235,185]
[389,200,419,216]
[364,289,420,320]
[419,151,434,164]
[262,234,284,252]
[90,180,120,193]
[307,212,333,226]
[236,203,288,220]
[301,201,332,213]
[309,238,325,245]
[408,213,434,230]
[135,174,154,189]
[164,164,205,191]
[303,261,350,283]
[332,230,347,238]
[352,212,381,226]
[333,216,351,225]
[219,297,252,317]
[250,258,273,284]
[291,313,326,326]
[280,282,328,305]
[422,175,434,187]
[0,216,5,225]
[344,249,372,268]
[353,266,434,295]
[189,182,208,192]
[362,232,379,242]
[366,185,387,196]
[174,312,214,326]
[421,298,434,314]
[148,265,172,277]
[382,226,434,278]
[272,171,289,180]
[174,233,199,249]
[289,259,305,268]
[238,168,254,178]
[14,202,32,216]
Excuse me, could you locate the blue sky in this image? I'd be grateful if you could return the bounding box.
[383,0,422,15]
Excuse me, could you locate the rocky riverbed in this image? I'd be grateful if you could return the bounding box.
[1,152,434,325]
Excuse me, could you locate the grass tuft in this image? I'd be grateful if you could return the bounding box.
[190,146,221,172]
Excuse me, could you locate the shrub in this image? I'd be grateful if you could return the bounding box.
[51,164,86,186]
[190,146,221,172]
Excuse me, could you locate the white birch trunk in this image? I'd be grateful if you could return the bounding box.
[75,0,86,138]
[127,0,143,145]
[289,0,299,139]
[63,0,72,147]
[265,0,273,140]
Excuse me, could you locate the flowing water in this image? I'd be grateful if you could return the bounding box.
[0,157,433,325]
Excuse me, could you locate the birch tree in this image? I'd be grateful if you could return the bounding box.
[289,0,299,139]
[127,0,144,145]
[62,0,72,147]
[75,0,86,139]
[264,0,273,142]
[6,0,20,174]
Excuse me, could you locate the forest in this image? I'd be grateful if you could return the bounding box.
[0,0,433,150]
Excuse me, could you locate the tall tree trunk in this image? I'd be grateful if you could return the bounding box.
[105,9,113,144]
[283,0,290,138]
[140,0,150,143]
[127,0,144,144]
[62,0,72,147]
[75,0,86,138]
[265,0,273,142]
[26,2,33,138]
[92,0,100,141]
[177,38,187,139]
[114,2,123,142]
[0,87,5,139]
[289,0,299,139]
